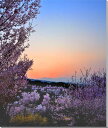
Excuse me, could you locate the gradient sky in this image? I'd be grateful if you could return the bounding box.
[25,0,106,81]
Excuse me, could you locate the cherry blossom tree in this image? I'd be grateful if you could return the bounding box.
[0,0,40,125]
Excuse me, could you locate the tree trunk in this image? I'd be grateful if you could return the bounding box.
[0,105,10,126]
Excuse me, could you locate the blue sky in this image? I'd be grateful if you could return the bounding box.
[26,0,106,81]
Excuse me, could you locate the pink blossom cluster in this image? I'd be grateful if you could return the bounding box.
[42,93,50,105]
[0,0,40,107]
[21,91,40,104]
[7,71,106,126]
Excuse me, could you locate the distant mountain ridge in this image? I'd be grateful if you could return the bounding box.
[28,78,70,84]
[27,78,85,88]
[29,77,71,83]
[27,78,72,88]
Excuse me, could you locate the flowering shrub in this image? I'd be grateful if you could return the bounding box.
[7,71,106,126]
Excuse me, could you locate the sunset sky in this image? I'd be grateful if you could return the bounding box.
[25,0,106,82]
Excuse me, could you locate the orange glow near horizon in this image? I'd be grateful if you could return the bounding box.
[26,50,105,79]
[25,0,105,80]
